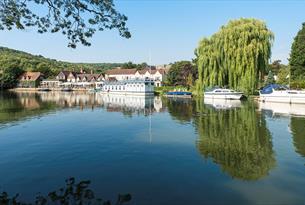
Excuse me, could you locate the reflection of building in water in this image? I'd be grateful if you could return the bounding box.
[39,91,102,109]
[100,94,164,115]
[17,93,41,109]
[204,98,242,110]
[259,102,305,117]
[24,91,165,114]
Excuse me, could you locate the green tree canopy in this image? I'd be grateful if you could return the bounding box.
[0,0,130,48]
[289,23,305,80]
[0,63,24,89]
[276,64,290,85]
[167,61,197,87]
[196,18,274,94]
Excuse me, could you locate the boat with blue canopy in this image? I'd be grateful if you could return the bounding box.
[259,84,305,104]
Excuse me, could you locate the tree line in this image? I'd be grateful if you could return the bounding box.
[0,46,150,89]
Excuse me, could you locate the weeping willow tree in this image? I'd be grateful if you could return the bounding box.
[196,18,274,94]
[193,101,276,180]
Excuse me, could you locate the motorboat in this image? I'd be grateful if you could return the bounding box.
[61,87,73,92]
[204,87,244,100]
[259,84,305,104]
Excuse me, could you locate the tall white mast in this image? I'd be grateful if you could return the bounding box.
[149,51,152,144]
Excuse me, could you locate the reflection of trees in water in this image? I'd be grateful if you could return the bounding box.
[0,178,131,205]
[0,92,57,126]
[164,97,276,180]
[290,117,305,157]
[193,100,276,181]
[164,97,196,123]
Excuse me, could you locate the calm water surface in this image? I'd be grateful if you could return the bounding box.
[0,91,305,204]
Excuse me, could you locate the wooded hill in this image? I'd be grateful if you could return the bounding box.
[0,46,124,78]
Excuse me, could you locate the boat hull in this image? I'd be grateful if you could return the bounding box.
[260,91,305,104]
[100,91,154,96]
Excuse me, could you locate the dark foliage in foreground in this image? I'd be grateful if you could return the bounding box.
[0,0,130,48]
[0,177,131,205]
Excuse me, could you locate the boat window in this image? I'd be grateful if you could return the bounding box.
[215,90,221,93]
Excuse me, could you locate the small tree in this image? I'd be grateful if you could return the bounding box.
[276,65,290,85]
[167,61,197,87]
[264,71,275,86]
[186,73,193,89]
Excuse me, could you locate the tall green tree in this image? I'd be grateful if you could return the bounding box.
[0,0,130,48]
[196,18,274,94]
[289,23,305,80]
[0,65,24,89]
[167,61,197,87]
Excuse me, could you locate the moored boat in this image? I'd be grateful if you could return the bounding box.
[38,88,51,92]
[165,91,192,98]
[259,84,305,104]
[204,87,244,100]
[61,87,73,92]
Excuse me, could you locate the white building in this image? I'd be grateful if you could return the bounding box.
[105,68,167,87]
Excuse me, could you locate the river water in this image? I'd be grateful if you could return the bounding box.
[0,91,304,204]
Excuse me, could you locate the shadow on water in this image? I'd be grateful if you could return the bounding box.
[165,97,276,181]
[0,178,131,205]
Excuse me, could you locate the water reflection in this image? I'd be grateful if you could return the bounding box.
[193,100,276,180]
[259,101,305,117]
[164,97,196,123]
[0,92,58,126]
[0,91,165,127]
[204,98,242,110]
[290,117,305,158]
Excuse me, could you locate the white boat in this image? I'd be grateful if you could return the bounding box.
[259,84,305,104]
[204,87,244,100]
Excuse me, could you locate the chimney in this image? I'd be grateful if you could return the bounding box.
[91,70,93,74]
[80,68,83,73]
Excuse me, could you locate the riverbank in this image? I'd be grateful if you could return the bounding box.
[9,87,90,92]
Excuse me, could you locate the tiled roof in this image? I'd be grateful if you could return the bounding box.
[138,68,165,75]
[76,74,102,81]
[19,72,43,81]
[105,68,137,75]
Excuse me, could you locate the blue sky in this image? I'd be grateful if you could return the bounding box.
[0,0,304,65]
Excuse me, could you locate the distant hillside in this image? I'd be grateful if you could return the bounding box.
[0,46,124,77]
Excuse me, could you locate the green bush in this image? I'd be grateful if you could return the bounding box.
[290,80,305,89]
